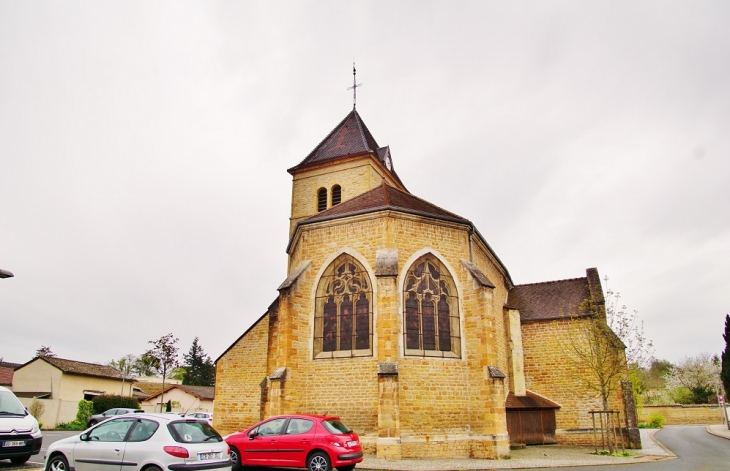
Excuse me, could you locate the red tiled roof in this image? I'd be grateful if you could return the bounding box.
[0,366,13,386]
[509,277,592,322]
[301,181,469,225]
[506,390,561,410]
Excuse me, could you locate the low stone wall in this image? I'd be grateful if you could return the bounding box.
[640,404,729,425]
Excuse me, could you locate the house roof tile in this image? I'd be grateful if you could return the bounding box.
[0,367,13,386]
[144,384,214,401]
[506,390,561,410]
[19,356,129,381]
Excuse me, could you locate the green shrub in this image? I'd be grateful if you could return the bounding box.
[28,399,45,421]
[76,400,94,426]
[647,412,665,428]
[55,421,86,430]
[92,395,140,413]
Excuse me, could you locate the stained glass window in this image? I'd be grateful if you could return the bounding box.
[314,254,373,358]
[403,255,460,357]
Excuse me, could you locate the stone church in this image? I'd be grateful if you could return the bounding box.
[214,106,632,459]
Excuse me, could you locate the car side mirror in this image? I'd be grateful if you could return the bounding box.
[248,431,258,440]
[80,433,90,441]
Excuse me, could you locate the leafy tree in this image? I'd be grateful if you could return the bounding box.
[168,367,187,381]
[132,352,159,377]
[722,314,730,398]
[182,337,216,387]
[35,346,56,357]
[665,353,720,404]
[146,333,179,412]
[109,354,136,395]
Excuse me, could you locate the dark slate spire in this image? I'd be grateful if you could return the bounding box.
[288,109,379,173]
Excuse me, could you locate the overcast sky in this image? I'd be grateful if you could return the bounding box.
[1,1,728,368]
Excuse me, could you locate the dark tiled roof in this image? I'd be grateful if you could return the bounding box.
[509,277,592,322]
[0,361,21,369]
[301,181,469,225]
[506,390,561,410]
[289,109,380,170]
[19,356,126,381]
[145,384,215,401]
[0,367,13,386]
[287,109,405,188]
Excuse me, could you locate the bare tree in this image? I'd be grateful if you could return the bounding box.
[35,346,56,357]
[146,333,179,412]
[562,298,628,411]
[603,277,654,368]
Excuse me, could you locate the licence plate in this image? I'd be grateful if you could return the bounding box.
[347,440,358,447]
[199,452,221,461]
[3,441,25,447]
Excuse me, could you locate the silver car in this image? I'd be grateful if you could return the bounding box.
[45,413,231,471]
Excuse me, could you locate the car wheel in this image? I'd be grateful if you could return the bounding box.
[46,454,69,471]
[144,466,162,471]
[10,455,31,465]
[337,466,356,471]
[229,445,242,471]
[308,451,331,471]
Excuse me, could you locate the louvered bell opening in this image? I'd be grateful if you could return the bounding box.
[317,188,327,212]
[332,185,341,206]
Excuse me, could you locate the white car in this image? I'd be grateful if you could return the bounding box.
[44,413,230,471]
[0,386,43,464]
[185,412,213,426]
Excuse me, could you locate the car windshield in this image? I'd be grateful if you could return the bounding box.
[168,420,222,443]
[0,390,27,415]
[322,419,351,434]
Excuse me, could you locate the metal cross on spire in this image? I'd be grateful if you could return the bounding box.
[347,63,362,109]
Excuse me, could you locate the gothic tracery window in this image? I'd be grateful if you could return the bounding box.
[403,255,461,358]
[314,254,373,358]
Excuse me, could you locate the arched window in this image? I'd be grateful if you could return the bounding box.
[403,255,461,358]
[317,188,327,212]
[314,254,373,358]
[331,185,342,206]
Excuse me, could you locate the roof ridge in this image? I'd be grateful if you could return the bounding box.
[44,356,109,367]
[386,185,466,220]
[514,276,587,288]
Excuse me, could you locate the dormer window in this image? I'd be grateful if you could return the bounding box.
[317,188,327,212]
[332,185,342,206]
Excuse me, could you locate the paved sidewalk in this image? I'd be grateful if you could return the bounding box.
[706,423,730,440]
[359,429,672,470]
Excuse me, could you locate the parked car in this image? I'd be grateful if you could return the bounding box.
[185,412,213,426]
[225,414,362,471]
[87,408,144,427]
[0,385,43,465]
[45,413,231,471]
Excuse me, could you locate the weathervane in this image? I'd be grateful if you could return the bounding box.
[347,63,362,109]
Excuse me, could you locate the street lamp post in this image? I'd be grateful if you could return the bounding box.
[0,269,14,279]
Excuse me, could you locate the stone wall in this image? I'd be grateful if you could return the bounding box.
[214,315,270,434]
[640,404,728,425]
[521,317,626,445]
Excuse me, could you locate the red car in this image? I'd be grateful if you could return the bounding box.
[225,414,363,471]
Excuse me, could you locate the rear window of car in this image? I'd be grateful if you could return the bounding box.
[168,421,223,443]
[321,419,351,434]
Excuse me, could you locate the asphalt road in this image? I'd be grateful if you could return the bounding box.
[535,425,730,471]
[2,425,728,471]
